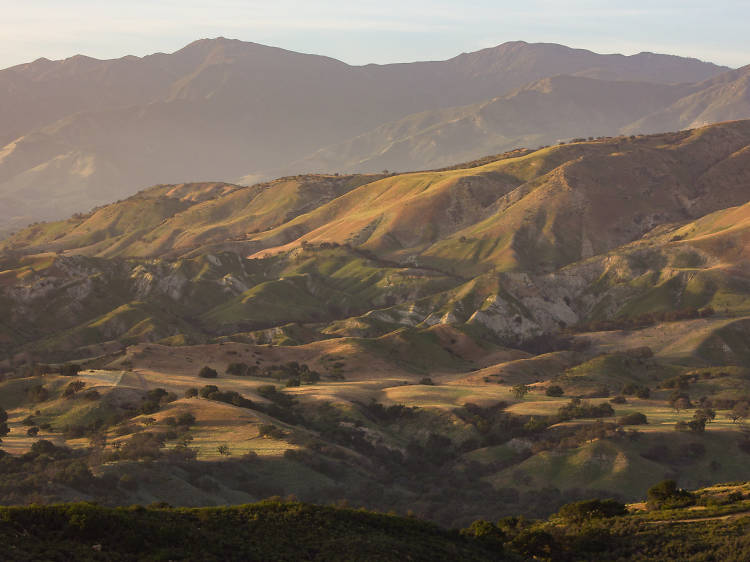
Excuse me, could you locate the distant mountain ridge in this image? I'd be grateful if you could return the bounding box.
[0,38,736,234]
[295,66,750,176]
[626,64,750,133]
[291,75,697,174]
[0,38,725,146]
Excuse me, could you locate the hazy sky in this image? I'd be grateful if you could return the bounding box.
[1,0,748,69]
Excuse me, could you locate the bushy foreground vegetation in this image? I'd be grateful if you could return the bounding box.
[3,481,750,561]
[0,501,497,561]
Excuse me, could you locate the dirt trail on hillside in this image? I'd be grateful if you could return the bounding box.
[647,511,750,525]
[118,370,148,390]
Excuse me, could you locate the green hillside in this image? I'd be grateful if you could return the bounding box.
[2,121,750,530]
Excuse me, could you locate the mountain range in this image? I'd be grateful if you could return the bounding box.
[3,34,750,528]
[1,38,746,235]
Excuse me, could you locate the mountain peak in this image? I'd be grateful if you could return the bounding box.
[176,36,262,55]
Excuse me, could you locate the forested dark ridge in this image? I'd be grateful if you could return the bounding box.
[4,481,750,561]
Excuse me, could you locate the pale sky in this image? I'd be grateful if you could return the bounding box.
[1,0,748,69]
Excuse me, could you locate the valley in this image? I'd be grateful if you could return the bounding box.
[1,122,750,530]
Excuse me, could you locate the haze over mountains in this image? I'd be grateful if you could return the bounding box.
[1,37,747,235]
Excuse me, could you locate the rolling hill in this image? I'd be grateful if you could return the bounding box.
[2,121,750,529]
[3,120,750,352]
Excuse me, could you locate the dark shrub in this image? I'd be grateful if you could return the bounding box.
[60,364,81,377]
[30,439,71,458]
[199,366,218,379]
[199,385,219,399]
[115,432,166,461]
[556,398,614,422]
[63,381,86,397]
[176,413,196,427]
[545,385,564,397]
[557,498,626,523]
[226,362,249,376]
[258,424,285,439]
[0,408,8,437]
[459,520,505,546]
[622,384,650,398]
[618,412,647,425]
[647,479,695,510]
[636,387,651,399]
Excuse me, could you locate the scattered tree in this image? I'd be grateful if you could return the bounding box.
[512,384,530,400]
[730,401,750,424]
[694,407,716,425]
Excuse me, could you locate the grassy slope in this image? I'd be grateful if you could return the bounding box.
[3,122,750,362]
[0,175,380,259]
[2,123,750,527]
[247,121,750,275]
[6,121,750,275]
